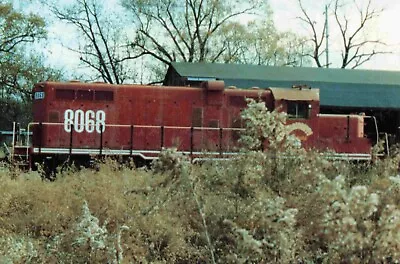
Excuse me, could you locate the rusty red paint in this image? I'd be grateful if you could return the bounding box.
[25,80,374,168]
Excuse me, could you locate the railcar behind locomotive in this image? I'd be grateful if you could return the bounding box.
[11,80,378,170]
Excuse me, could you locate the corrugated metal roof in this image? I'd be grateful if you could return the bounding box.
[171,62,400,85]
[168,62,400,109]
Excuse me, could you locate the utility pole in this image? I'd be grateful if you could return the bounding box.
[325,4,329,68]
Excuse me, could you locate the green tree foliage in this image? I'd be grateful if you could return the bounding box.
[120,0,311,81]
[0,2,61,129]
[0,2,46,98]
[0,3,45,54]
[217,20,311,66]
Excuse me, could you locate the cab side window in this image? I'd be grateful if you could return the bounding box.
[287,101,310,119]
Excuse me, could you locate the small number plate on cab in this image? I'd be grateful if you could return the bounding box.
[34,91,45,100]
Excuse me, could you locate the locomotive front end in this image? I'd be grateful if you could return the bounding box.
[29,81,116,172]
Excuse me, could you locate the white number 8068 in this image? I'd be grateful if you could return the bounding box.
[64,109,106,133]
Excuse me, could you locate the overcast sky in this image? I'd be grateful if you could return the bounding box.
[43,0,400,74]
[269,0,400,71]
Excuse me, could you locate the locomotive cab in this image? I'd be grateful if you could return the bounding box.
[268,87,320,145]
[268,86,320,119]
[268,86,375,158]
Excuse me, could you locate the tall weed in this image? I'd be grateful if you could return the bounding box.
[1,100,400,262]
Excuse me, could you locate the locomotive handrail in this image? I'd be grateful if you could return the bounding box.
[26,122,64,160]
[25,121,245,145]
[24,121,246,161]
[23,117,381,163]
[370,116,379,144]
[11,122,16,163]
[17,119,382,165]
[26,122,245,131]
[382,132,390,156]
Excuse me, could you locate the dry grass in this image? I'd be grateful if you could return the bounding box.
[0,152,399,263]
[1,101,400,263]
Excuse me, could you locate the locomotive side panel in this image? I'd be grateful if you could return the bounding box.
[161,87,204,151]
[317,115,372,154]
[127,86,164,151]
[118,86,205,151]
[32,82,117,151]
[28,81,375,166]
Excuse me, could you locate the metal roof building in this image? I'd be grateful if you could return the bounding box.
[164,62,400,109]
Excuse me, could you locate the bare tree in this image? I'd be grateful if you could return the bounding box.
[122,0,270,64]
[297,0,389,69]
[49,0,136,84]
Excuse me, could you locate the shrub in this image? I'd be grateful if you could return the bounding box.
[1,99,400,262]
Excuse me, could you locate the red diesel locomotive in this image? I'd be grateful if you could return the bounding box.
[12,80,378,170]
